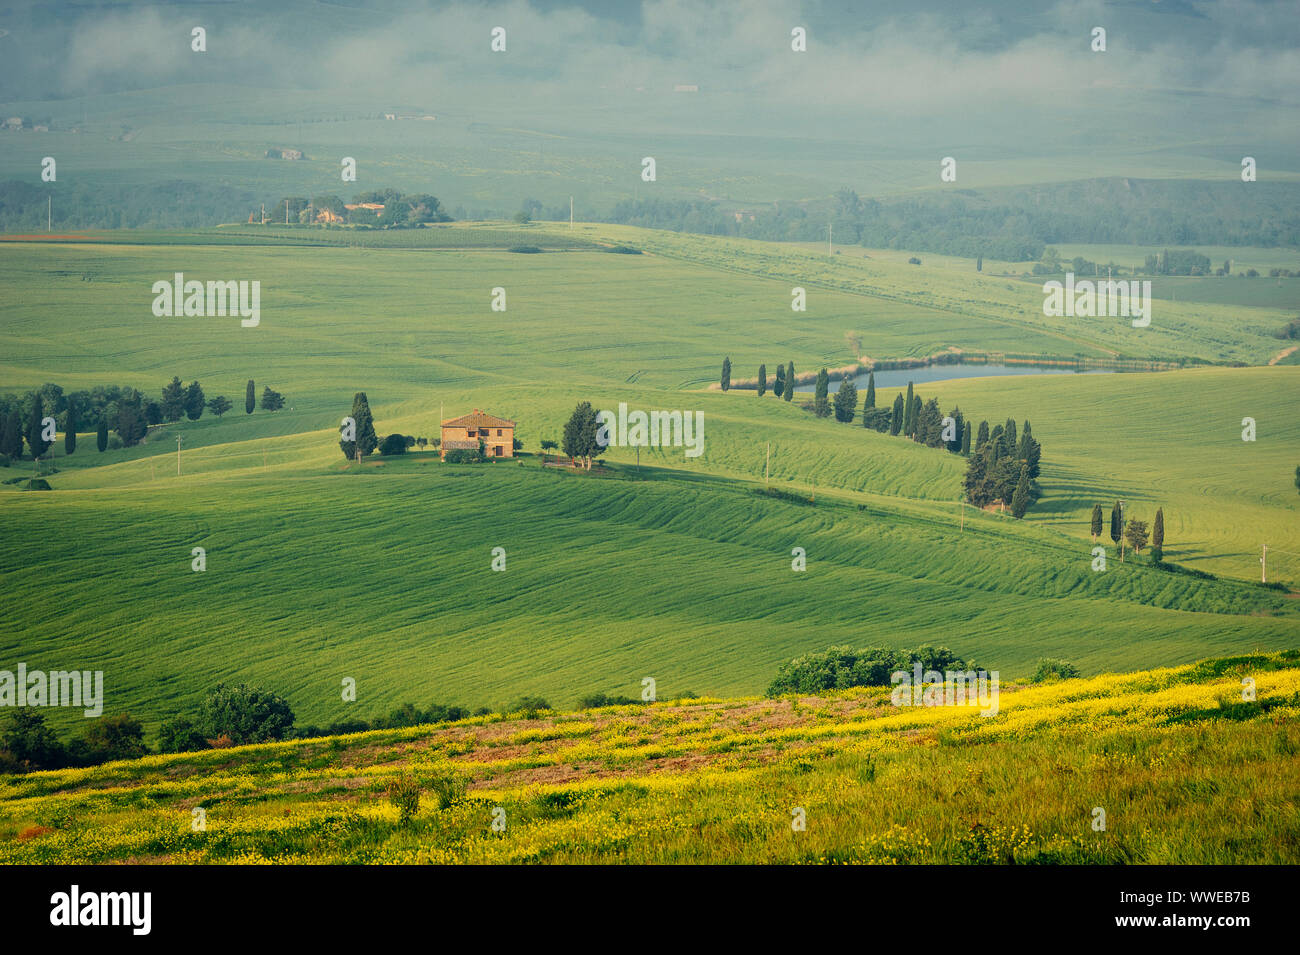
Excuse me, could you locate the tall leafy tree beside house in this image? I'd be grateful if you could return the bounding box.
[562,401,599,469]
[832,375,857,422]
[339,392,378,460]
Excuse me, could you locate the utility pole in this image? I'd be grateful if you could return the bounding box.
[960,499,965,532]
[176,434,183,476]
[765,441,770,487]
[48,196,51,232]
[570,195,574,229]
[1261,544,1267,583]
[828,221,833,256]
[285,200,290,225]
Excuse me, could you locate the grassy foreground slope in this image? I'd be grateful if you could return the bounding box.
[3,652,1297,864]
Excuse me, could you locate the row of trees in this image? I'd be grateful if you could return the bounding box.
[562,401,601,468]
[0,378,285,462]
[722,357,798,401]
[275,189,451,229]
[0,683,489,773]
[1091,503,1166,561]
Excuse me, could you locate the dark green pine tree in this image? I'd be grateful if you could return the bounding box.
[64,402,77,455]
[160,376,185,422]
[757,364,766,397]
[96,416,108,452]
[1152,507,1165,562]
[890,393,904,435]
[903,382,915,436]
[1110,502,1123,549]
[773,363,785,398]
[26,394,51,459]
[946,407,964,453]
[1010,464,1031,518]
[245,379,256,415]
[1091,504,1103,542]
[0,409,19,458]
[961,419,972,455]
[976,255,983,272]
[784,361,795,401]
[813,368,831,417]
[864,371,876,409]
[184,381,205,421]
[989,424,1004,460]
[720,357,731,392]
[340,392,378,460]
[975,420,990,451]
[832,375,857,422]
[1003,417,1017,456]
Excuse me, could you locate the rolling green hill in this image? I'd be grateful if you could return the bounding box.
[1,226,1297,737]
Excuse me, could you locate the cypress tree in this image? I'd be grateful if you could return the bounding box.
[903,382,915,436]
[1090,504,1103,542]
[989,424,1004,460]
[96,416,108,452]
[64,403,77,455]
[773,363,785,398]
[975,420,989,451]
[784,361,795,401]
[1110,502,1122,550]
[961,419,972,455]
[26,394,50,459]
[184,381,205,421]
[1010,464,1031,518]
[890,393,903,435]
[340,392,378,460]
[813,368,831,417]
[721,357,731,392]
[1003,418,1017,456]
[0,410,18,458]
[865,371,876,409]
[1152,507,1164,562]
[245,379,256,414]
[832,375,857,422]
[161,376,185,422]
[757,364,766,397]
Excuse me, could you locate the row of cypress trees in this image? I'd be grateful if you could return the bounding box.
[1092,503,1166,561]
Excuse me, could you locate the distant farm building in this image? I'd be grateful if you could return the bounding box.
[265,148,304,160]
[344,202,385,212]
[440,409,515,460]
[315,208,344,224]
[673,84,699,93]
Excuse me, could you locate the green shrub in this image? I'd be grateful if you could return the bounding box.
[1032,658,1080,683]
[386,774,422,825]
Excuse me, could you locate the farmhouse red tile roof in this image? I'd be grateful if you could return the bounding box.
[441,409,515,428]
